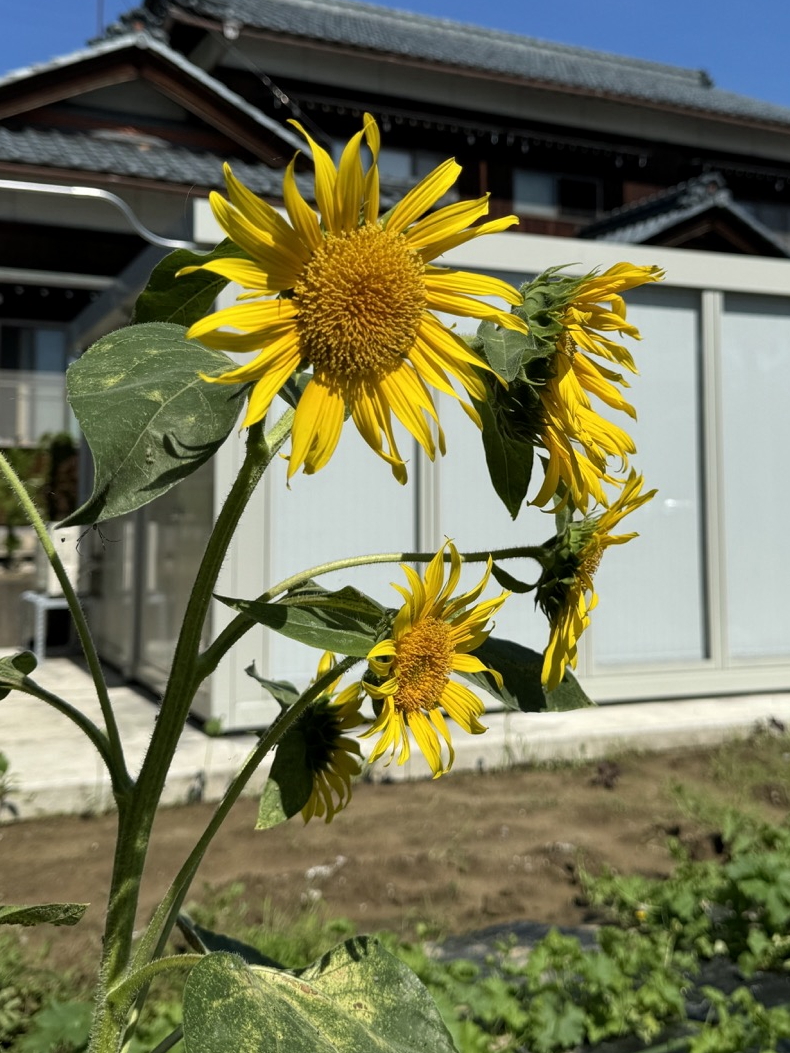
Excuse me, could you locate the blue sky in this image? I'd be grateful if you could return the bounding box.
[3,0,790,110]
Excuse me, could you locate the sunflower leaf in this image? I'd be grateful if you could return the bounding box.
[476,321,532,381]
[245,661,301,709]
[256,722,314,830]
[461,635,595,712]
[0,903,88,927]
[177,914,285,968]
[490,562,536,594]
[279,584,386,624]
[476,397,534,519]
[131,238,249,327]
[217,592,380,657]
[182,940,457,1053]
[0,651,37,700]
[61,323,245,526]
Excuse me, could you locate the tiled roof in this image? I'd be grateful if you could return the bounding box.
[0,124,411,207]
[0,31,303,155]
[580,172,790,256]
[152,0,790,128]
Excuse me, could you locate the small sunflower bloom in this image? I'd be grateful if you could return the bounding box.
[532,263,663,511]
[538,472,656,691]
[184,114,527,482]
[353,542,509,777]
[301,652,364,823]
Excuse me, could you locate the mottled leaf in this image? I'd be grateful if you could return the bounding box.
[0,651,37,700]
[0,903,88,927]
[182,940,457,1053]
[62,323,245,525]
[131,239,248,327]
[460,635,594,713]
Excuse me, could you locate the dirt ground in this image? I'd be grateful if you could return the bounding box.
[1,736,788,982]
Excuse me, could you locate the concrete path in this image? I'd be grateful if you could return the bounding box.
[2,654,790,820]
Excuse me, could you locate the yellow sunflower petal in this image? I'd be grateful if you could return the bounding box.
[288,376,346,477]
[386,158,461,234]
[288,119,339,233]
[283,155,322,251]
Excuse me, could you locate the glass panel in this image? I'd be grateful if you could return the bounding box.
[721,294,790,659]
[512,170,556,214]
[264,402,419,686]
[592,286,707,666]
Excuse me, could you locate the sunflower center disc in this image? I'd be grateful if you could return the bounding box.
[392,617,454,713]
[294,224,426,378]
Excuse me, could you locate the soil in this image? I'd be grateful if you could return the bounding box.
[1,738,787,983]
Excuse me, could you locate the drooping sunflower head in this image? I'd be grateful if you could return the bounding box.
[358,541,509,777]
[537,471,656,690]
[300,651,363,824]
[183,114,528,483]
[517,263,662,512]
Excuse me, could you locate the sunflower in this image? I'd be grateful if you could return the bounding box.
[183,114,527,482]
[538,472,656,691]
[531,263,663,512]
[300,652,363,823]
[349,542,509,777]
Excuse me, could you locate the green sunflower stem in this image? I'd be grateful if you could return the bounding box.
[0,451,130,796]
[88,411,293,1053]
[197,544,547,682]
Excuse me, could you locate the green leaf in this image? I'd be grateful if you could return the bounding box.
[245,662,301,708]
[182,940,457,1053]
[279,584,387,624]
[131,238,248,327]
[459,635,595,713]
[476,321,532,381]
[256,721,314,830]
[0,903,88,927]
[177,914,284,969]
[490,562,535,594]
[218,587,385,658]
[476,397,534,520]
[0,651,37,700]
[16,1000,93,1053]
[61,323,245,526]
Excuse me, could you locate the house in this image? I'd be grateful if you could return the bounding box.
[1,0,789,726]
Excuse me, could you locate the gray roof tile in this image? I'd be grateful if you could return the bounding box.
[160,0,790,129]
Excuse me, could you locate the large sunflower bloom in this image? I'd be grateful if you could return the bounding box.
[300,651,363,823]
[539,472,656,691]
[184,114,527,482]
[353,542,509,777]
[532,263,663,511]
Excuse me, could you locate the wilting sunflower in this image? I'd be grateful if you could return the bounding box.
[538,472,656,691]
[349,542,509,777]
[183,113,527,482]
[300,652,363,823]
[531,263,663,511]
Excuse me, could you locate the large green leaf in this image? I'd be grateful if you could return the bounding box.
[256,721,314,830]
[62,323,245,525]
[0,651,37,700]
[182,940,457,1053]
[218,585,387,658]
[131,239,248,327]
[0,903,88,927]
[477,397,534,520]
[460,635,595,713]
